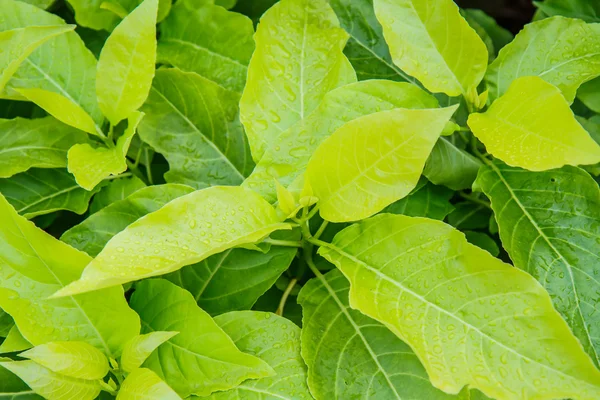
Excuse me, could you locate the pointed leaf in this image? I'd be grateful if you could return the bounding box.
[469,76,600,171]
[383,177,455,220]
[374,0,488,96]
[96,0,157,125]
[121,332,178,373]
[319,214,600,399]
[0,193,140,358]
[0,326,32,354]
[54,186,291,296]
[307,106,457,222]
[130,279,275,397]
[240,0,356,162]
[423,136,483,191]
[89,176,145,214]
[117,368,181,400]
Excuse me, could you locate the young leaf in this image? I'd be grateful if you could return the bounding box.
[96,0,158,125]
[373,0,488,97]
[319,214,600,399]
[209,311,312,399]
[130,279,274,397]
[157,0,255,93]
[68,111,144,190]
[0,168,100,218]
[485,17,600,102]
[117,368,181,400]
[383,177,455,220]
[0,361,101,400]
[54,186,291,296]
[476,161,600,366]
[423,136,483,191]
[578,77,600,113]
[240,0,356,162]
[0,325,32,353]
[89,176,145,214]
[534,0,600,23]
[306,106,457,222]
[19,342,109,380]
[138,69,253,189]
[120,332,179,373]
[0,193,140,358]
[468,76,600,171]
[0,117,89,179]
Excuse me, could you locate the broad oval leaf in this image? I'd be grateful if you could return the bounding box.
[208,311,312,399]
[139,68,253,189]
[306,106,457,222]
[54,186,291,296]
[240,0,356,162]
[130,279,274,398]
[0,193,140,358]
[96,0,158,125]
[373,0,488,96]
[19,342,109,380]
[468,76,600,171]
[89,176,146,214]
[476,161,600,366]
[485,16,600,102]
[319,214,600,399]
[120,332,179,373]
[117,368,181,400]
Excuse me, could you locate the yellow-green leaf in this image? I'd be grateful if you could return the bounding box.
[374,0,488,96]
[319,214,600,399]
[306,106,457,222]
[468,76,600,171]
[0,325,32,353]
[117,368,181,400]
[53,186,291,297]
[120,331,178,373]
[96,0,158,125]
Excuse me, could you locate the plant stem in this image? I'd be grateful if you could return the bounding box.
[102,172,132,181]
[145,155,154,185]
[459,191,492,210]
[276,277,297,316]
[126,160,149,185]
[313,220,329,240]
[263,238,303,248]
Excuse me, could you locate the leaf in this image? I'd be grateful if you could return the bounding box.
[463,231,500,257]
[299,269,468,399]
[447,202,492,230]
[54,186,291,296]
[462,9,513,52]
[373,0,488,97]
[423,136,483,190]
[0,168,99,218]
[468,76,600,171]
[121,332,178,373]
[0,362,39,399]
[306,106,457,222]
[68,111,144,190]
[534,0,600,22]
[0,117,89,179]
[66,0,121,31]
[20,342,109,380]
[383,177,455,220]
[157,0,255,93]
[475,160,600,366]
[89,176,145,214]
[485,16,600,102]
[61,184,194,256]
[19,0,55,9]
[243,80,440,202]
[0,361,101,400]
[319,213,600,399]
[207,311,312,399]
[138,69,253,189]
[0,326,32,353]
[96,0,157,125]
[578,77,600,113]
[0,310,13,337]
[0,193,140,358]
[117,368,181,400]
[0,25,74,94]
[461,10,495,63]
[240,0,356,162]
[130,279,275,397]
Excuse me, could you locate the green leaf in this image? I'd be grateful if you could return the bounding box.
[0,326,32,353]
[96,0,157,125]
[469,76,600,171]
[0,362,39,399]
[19,0,55,9]
[0,117,89,179]
[240,0,356,162]
[299,269,467,399]
[461,10,495,63]
[462,9,513,52]
[117,368,181,400]
[54,186,291,296]
[0,168,99,218]
[534,0,600,22]
[463,231,500,257]
[578,77,600,113]
[61,184,194,256]
[68,111,144,190]
[319,213,600,399]
[243,80,440,202]
[138,69,253,189]
[374,0,488,97]
[0,25,74,94]
[476,160,600,366]
[0,361,101,400]
[0,193,140,358]
[157,0,254,93]
[485,16,600,102]
[0,310,13,337]
[130,279,275,397]
[66,0,121,31]
[89,176,145,214]
[423,136,483,191]
[120,332,178,373]
[19,342,109,380]
[383,177,455,220]
[447,202,492,230]
[306,106,457,222]
[207,311,312,399]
